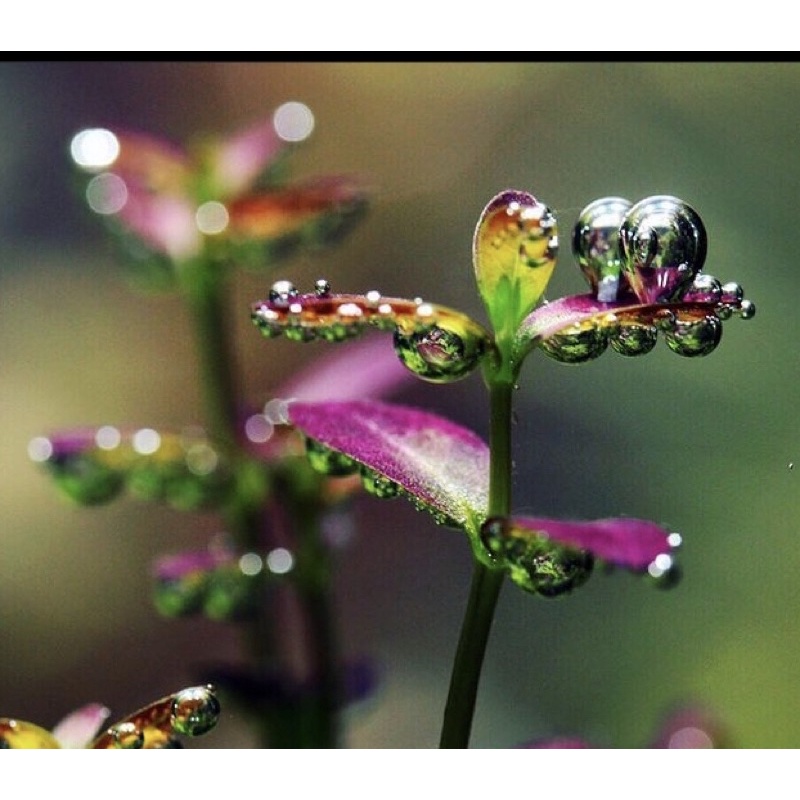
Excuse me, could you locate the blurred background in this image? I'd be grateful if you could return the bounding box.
[1,61,797,748]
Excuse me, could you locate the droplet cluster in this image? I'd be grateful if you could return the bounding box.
[93,685,220,749]
[543,196,754,363]
[252,280,492,383]
[29,426,236,510]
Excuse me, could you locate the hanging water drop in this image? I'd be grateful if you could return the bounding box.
[110,721,145,749]
[360,468,400,499]
[393,324,485,383]
[610,323,658,357]
[479,518,593,597]
[170,685,221,737]
[663,315,722,357]
[305,437,359,476]
[539,324,609,364]
[572,196,632,302]
[619,196,707,304]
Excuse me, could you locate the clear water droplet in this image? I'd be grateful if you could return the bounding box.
[479,518,593,597]
[110,721,144,749]
[305,437,359,476]
[361,468,400,499]
[572,196,632,302]
[610,323,658,357]
[720,281,743,305]
[664,315,722,357]
[681,273,722,304]
[314,278,331,296]
[619,196,706,304]
[539,325,609,364]
[268,280,299,306]
[170,685,221,737]
[738,299,756,320]
[393,324,485,383]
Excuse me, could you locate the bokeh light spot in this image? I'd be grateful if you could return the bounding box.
[70,128,120,170]
[86,173,128,215]
[273,101,314,142]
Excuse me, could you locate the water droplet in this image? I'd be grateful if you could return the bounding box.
[572,196,632,302]
[738,299,756,320]
[619,196,706,304]
[268,280,299,306]
[720,281,743,305]
[314,278,332,297]
[663,315,722,357]
[646,556,682,590]
[361,468,400,499]
[681,273,722,304]
[539,325,609,364]
[479,518,593,597]
[170,685,221,737]
[610,323,658,357]
[110,721,145,749]
[393,324,485,383]
[251,305,284,338]
[304,437,359,476]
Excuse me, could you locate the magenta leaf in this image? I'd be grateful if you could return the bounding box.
[513,515,676,571]
[286,399,490,535]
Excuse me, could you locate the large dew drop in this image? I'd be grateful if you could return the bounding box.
[170,685,221,737]
[393,323,486,383]
[663,315,722,357]
[610,322,658,356]
[572,196,632,302]
[619,196,707,304]
[538,324,609,364]
[480,518,594,597]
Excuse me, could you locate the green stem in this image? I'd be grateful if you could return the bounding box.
[294,498,340,748]
[181,260,239,449]
[439,379,514,748]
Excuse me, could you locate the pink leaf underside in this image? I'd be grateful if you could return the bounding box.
[287,400,490,531]
[510,515,673,570]
[50,703,111,749]
[207,116,286,197]
[274,334,414,403]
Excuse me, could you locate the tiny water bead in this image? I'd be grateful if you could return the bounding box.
[360,467,401,499]
[251,282,492,382]
[305,437,359,476]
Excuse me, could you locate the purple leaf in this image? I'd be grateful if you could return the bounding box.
[286,400,490,532]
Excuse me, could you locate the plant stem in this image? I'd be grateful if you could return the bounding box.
[181,260,239,449]
[439,378,513,748]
